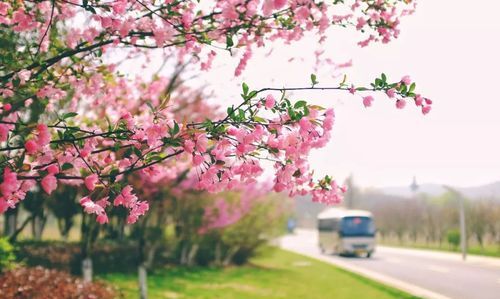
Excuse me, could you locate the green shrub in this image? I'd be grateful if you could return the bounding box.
[16,240,140,274]
[446,229,460,249]
[0,237,16,272]
[167,191,291,267]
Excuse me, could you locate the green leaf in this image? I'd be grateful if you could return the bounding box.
[109,168,119,183]
[287,107,297,120]
[62,112,78,119]
[170,121,180,136]
[61,163,73,171]
[310,74,318,86]
[227,106,236,120]
[294,100,307,109]
[226,34,234,48]
[303,106,310,116]
[242,83,249,96]
[252,116,266,123]
[381,73,387,83]
[146,101,155,112]
[409,82,416,93]
[400,84,408,94]
[247,90,257,100]
[85,5,97,14]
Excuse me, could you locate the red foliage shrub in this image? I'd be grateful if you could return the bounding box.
[17,241,140,274]
[0,266,118,299]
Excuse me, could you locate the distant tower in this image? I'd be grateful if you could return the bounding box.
[344,174,355,209]
[410,176,419,194]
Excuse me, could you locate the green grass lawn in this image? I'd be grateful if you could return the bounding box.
[101,248,418,299]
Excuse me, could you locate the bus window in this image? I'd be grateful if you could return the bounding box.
[340,217,375,237]
[318,219,337,232]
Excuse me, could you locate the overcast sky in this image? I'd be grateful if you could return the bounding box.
[126,1,500,188]
[198,0,500,189]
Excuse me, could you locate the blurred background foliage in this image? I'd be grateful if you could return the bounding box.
[1,185,291,274]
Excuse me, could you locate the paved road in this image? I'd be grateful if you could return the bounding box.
[280,229,500,299]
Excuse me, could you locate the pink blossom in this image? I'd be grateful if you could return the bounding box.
[0,2,10,15]
[183,139,195,153]
[401,75,411,85]
[362,96,374,107]
[265,94,276,109]
[0,0,426,222]
[356,17,367,30]
[295,7,310,22]
[349,86,356,94]
[386,88,396,98]
[193,154,204,166]
[47,164,59,175]
[36,124,51,147]
[414,94,423,106]
[273,0,287,10]
[84,174,98,191]
[41,174,57,195]
[0,125,9,143]
[422,105,432,115]
[0,168,19,197]
[96,213,109,224]
[25,139,39,154]
[17,70,31,85]
[396,99,406,109]
[195,134,208,152]
[80,196,106,219]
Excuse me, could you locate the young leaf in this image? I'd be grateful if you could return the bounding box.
[61,163,73,171]
[310,74,319,86]
[63,112,78,119]
[294,100,307,109]
[242,83,249,96]
[226,34,234,48]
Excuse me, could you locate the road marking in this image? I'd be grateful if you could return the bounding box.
[427,265,449,273]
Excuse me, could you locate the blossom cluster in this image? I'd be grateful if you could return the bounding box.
[357,74,433,114]
[0,0,428,224]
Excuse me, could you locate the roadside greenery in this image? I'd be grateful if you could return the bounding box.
[101,248,418,299]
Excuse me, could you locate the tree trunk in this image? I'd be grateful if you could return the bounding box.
[223,246,239,267]
[117,217,125,241]
[187,244,199,267]
[82,257,93,283]
[180,243,188,265]
[80,213,98,283]
[214,243,222,266]
[32,215,46,240]
[4,209,18,237]
[136,215,151,299]
[8,215,33,243]
[138,264,148,299]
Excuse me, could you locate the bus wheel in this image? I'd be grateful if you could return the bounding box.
[366,252,372,258]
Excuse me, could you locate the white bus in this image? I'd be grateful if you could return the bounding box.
[317,208,376,258]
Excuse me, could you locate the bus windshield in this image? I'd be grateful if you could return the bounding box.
[340,216,375,237]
